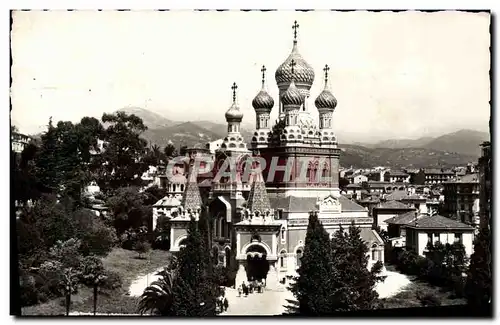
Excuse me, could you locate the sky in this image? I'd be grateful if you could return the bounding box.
[10,10,491,142]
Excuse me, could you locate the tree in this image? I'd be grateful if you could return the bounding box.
[330,222,384,311]
[80,256,108,315]
[179,145,188,157]
[106,187,151,235]
[73,209,118,256]
[96,112,149,192]
[289,211,334,315]
[171,216,219,316]
[139,268,177,315]
[164,143,178,158]
[465,226,492,306]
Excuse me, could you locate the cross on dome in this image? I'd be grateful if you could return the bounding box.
[231,82,238,103]
[261,65,267,86]
[292,20,299,42]
[323,64,330,84]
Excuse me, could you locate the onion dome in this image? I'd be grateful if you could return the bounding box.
[225,82,244,122]
[275,21,315,90]
[252,65,274,112]
[315,64,337,111]
[281,59,304,107]
[281,79,303,106]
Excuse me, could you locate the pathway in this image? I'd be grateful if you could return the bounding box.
[220,287,295,316]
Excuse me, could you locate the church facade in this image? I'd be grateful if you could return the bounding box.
[168,21,384,289]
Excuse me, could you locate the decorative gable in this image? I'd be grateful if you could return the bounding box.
[318,195,341,214]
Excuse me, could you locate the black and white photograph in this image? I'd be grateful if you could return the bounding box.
[9,8,492,317]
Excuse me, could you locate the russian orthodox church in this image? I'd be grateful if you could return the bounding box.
[168,21,384,290]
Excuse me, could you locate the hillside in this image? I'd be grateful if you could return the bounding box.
[365,129,488,157]
[142,121,222,147]
[339,144,477,169]
[422,129,489,157]
[368,137,434,149]
[115,107,177,129]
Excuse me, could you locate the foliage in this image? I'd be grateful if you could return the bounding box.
[73,209,118,256]
[138,268,176,315]
[170,217,220,316]
[373,226,389,243]
[416,292,442,307]
[95,112,149,192]
[79,256,108,315]
[465,226,492,306]
[390,241,469,298]
[143,185,169,206]
[134,241,151,259]
[328,222,384,312]
[106,187,152,235]
[34,117,103,205]
[164,143,178,158]
[179,145,188,156]
[289,211,334,315]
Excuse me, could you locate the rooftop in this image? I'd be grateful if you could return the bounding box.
[384,211,418,225]
[376,200,413,210]
[268,194,367,213]
[406,214,474,230]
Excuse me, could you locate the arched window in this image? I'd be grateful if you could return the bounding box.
[279,250,287,268]
[212,247,219,265]
[296,248,304,268]
[225,247,231,267]
[280,226,286,242]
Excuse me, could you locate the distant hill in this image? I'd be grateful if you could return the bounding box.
[142,121,222,148]
[339,144,477,169]
[367,136,435,149]
[110,107,485,166]
[423,129,489,157]
[365,129,488,157]
[115,107,177,129]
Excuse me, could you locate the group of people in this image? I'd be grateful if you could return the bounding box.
[237,279,265,297]
[216,291,229,313]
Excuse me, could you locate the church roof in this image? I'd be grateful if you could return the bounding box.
[268,194,366,213]
[247,175,272,213]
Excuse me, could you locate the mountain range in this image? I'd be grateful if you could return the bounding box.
[116,107,487,168]
[22,106,487,169]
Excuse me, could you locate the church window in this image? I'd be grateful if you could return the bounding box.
[180,184,184,192]
[372,249,377,261]
[281,227,286,242]
[276,209,283,219]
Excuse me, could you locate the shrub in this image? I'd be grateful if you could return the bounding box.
[134,241,151,259]
[417,292,442,307]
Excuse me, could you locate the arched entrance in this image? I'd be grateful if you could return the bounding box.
[245,244,270,281]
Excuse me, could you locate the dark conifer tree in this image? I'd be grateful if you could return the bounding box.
[465,226,492,306]
[289,211,333,315]
[171,215,218,316]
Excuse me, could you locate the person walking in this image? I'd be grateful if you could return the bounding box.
[223,298,229,311]
[237,285,242,297]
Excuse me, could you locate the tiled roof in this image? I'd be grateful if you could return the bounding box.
[386,170,409,177]
[181,171,203,211]
[423,168,454,175]
[376,200,412,210]
[360,228,384,246]
[406,215,474,230]
[247,175,272,213]
[384,211,418,225]
[338,195,367,212]
[385,190,425,201]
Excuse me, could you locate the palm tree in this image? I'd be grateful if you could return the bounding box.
[138,267,177,315]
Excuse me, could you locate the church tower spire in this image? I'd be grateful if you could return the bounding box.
[221,82,247,151]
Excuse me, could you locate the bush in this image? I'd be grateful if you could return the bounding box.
[417,292,442,307]
[134,241,151,259]
[101,270,123,291]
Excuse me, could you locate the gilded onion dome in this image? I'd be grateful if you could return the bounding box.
[225,82,244,122]
[315,64,337,111]
[252,65,274,112]
[275,21,315,90]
